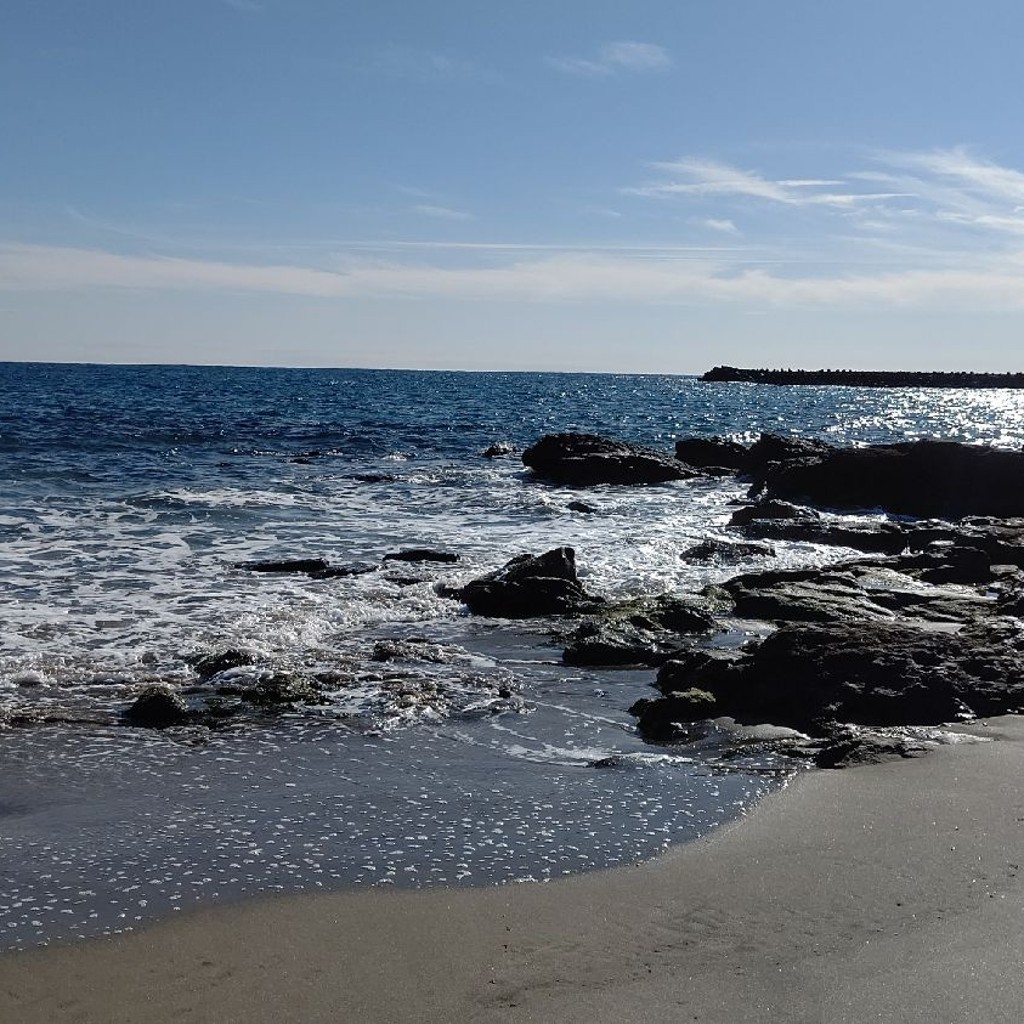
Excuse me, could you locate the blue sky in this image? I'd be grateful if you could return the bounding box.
[4,0,1024,371]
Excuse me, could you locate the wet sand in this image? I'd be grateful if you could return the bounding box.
[3,717,1024,1024]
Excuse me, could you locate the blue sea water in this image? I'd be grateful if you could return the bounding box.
[2,361,1024,950]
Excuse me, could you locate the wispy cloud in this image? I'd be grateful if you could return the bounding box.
[10,147,1024,317]
[626,157,906,207]
[411,204,474,221]
[698,218,740,235]
[5,241,1024,312]
[547,41,671,77]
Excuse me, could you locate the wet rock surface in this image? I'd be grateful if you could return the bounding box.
[522,432,699,486]
[561,594,716,667]
[681,538,777,562]
[123,684,192,728]
[446,546,605,618]
[615,438,1024,764]
[236,558,379,579]
[638,620,1024,739]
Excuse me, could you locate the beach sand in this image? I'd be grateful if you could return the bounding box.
[3,717,1024,1023]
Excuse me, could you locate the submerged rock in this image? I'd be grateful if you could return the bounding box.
[191,648,259,681]
[216,672,327,707]
[450,546,604,618]
[482,442,515,458]
[236,558,377,579]
[522,433,699,486]
[383,549,460,563]
[237,557,332,575]
[680,538,776,561]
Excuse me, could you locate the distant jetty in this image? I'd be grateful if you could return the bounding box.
[701,366,1024,389]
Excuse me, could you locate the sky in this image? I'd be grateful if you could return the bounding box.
[3,0,1024,373]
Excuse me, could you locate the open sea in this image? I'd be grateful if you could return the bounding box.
[3,361,1024,950]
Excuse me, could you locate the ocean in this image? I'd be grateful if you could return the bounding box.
[2,361,1024,950]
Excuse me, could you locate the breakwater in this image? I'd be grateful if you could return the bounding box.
[702,366,1024,388]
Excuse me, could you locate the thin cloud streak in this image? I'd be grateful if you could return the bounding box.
[411,204,474,221]
[5,242,1024,311]
[547,40,671,77]
[627,157,909,207]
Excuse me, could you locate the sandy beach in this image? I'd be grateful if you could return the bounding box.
[2,717,1022,1023]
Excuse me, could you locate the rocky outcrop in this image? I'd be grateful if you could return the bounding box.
[635,620,1024,739]
[728,500,821,526]
[522,433,699,486]
[760,440,1024,518]
[561,594,715,667]
[448,547,604,618]
[674,436,748,471]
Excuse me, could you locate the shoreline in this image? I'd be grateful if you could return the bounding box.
[4,717,1024,1023]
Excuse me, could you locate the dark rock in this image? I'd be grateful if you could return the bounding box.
[563,593,717,664]
[383,549,460,564]
[290,450,325,463]
[745,433,835,475]
[370,638,453,663]
[237,558,378,579]
[653,621,1024,733]
[813,730,932,769]
[716,566,898,623]
[728,500,822,526]
[623,594,718,634]
[565,593,716,663]
[216,672,326,707]
[674,436,749,471]
[312,563,379,579]
[567,500,599,513]
[562,620,670,666]
[762,439,1024,518]
[453,547,603,618]
[737,518,912,554]
[191,649,259,680]
[632,688,718,741]
[522,433,699,486]
[123,684,190,728]
[656,649,743,696]
[348,473,398,484]
[681,538,776,561]
[482,442,515,458]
